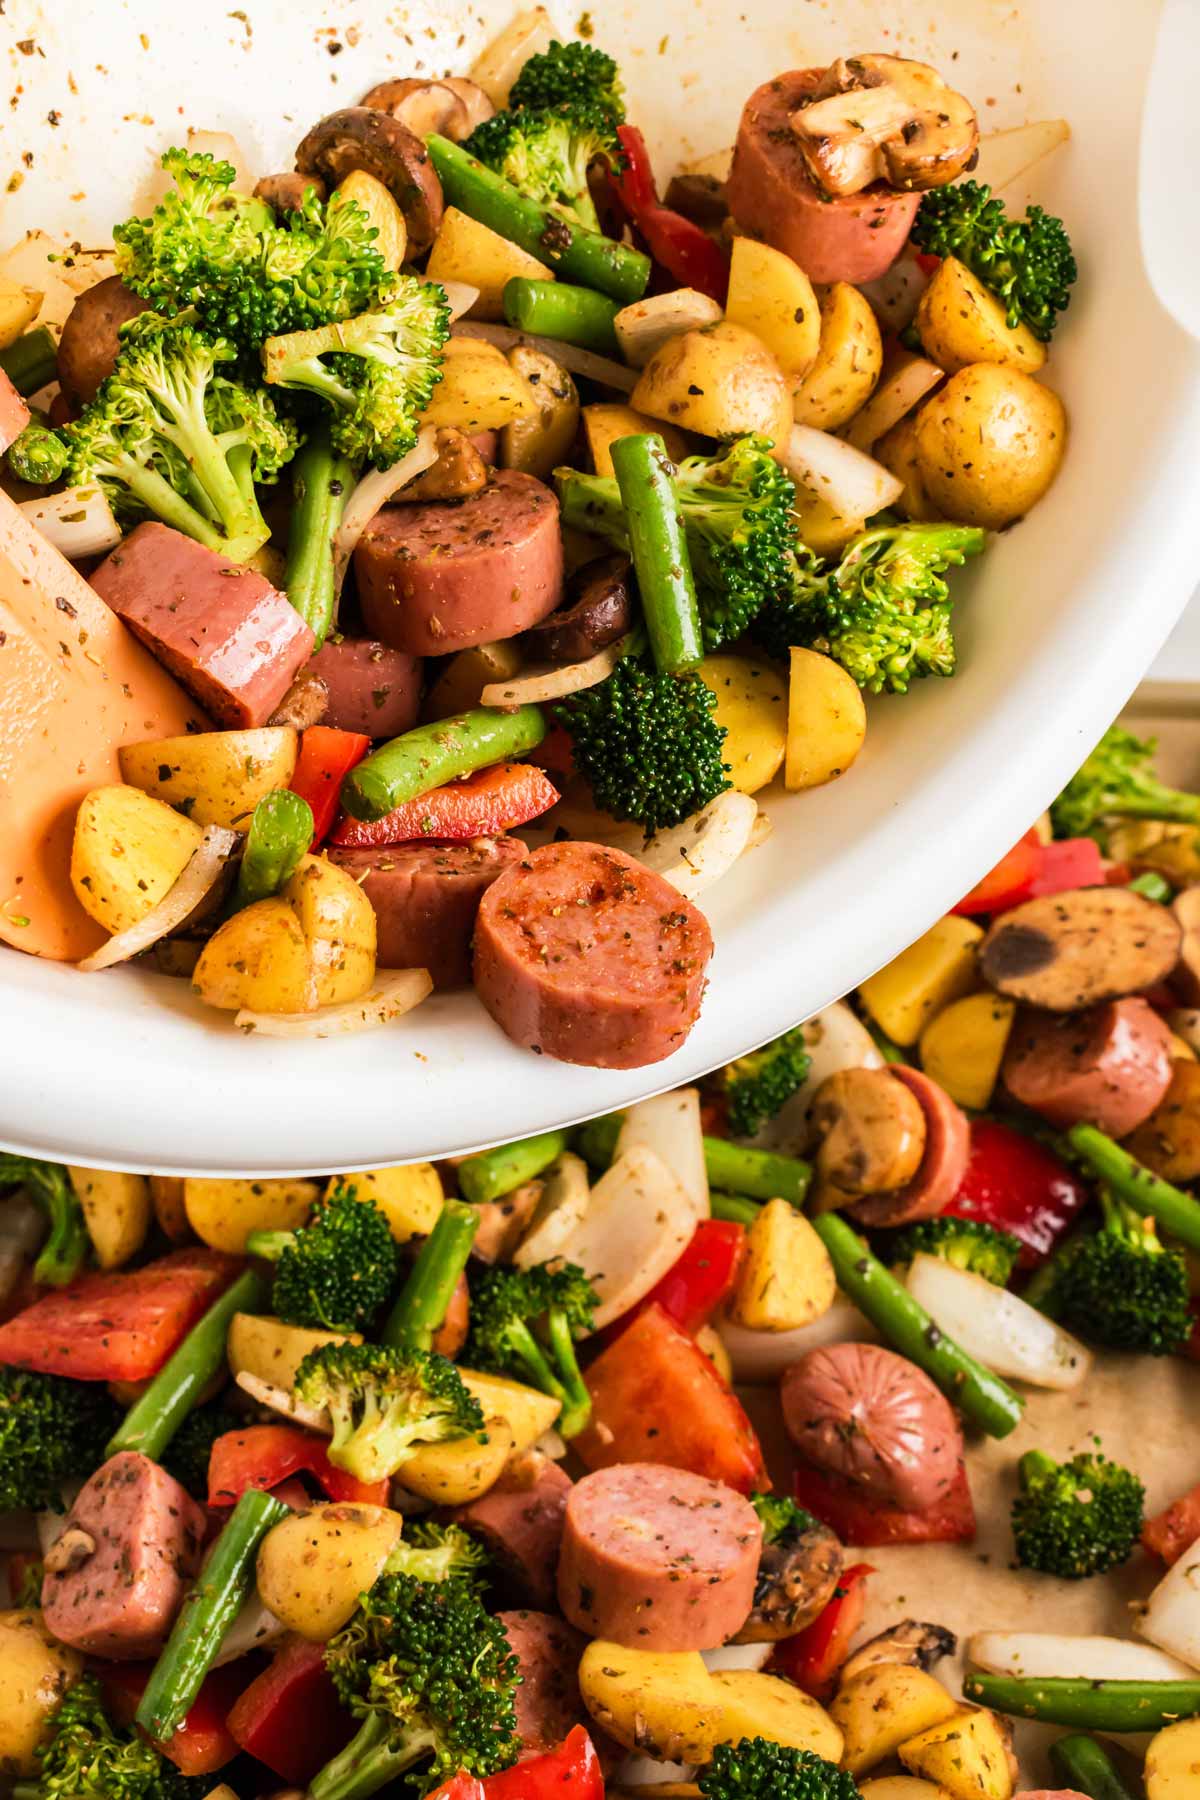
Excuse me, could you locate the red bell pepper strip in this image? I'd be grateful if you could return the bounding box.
[1030,836,1105,897]
[227,1634,356,1785]
[913,251,942,277]
[611,125,729,303]
[483,1726,603,1800]
[425,1780,485,1800]
[0,1249,241,1382]
[1143,1479,1200,1566]
[947,1119,1090,1269]
[574,1301,767,1493]
[791,1460,976,1549]
[602,1219,745,1343]
[330,762,560,848]
[951,831,1041,916]
[290,725,371,846]
[770,1563,875,1702]
[207,1424,389,1508]
[104,1662,245,1776]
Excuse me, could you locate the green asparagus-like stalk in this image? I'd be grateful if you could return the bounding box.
[610,433,704,676]
[963,1672,1200,1732]
[383,1200,479,1352]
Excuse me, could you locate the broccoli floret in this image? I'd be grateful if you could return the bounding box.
[0,1368,119,1513]
[752,522,985,694]
[749,1492,821,1547]
[1053,1189,1191,1355]
[558,437,800,650]
[1011,1449,1144,1580]
[115,149,389,349]
[885,1216,1022,1288]
[262,275,450,468]
[911,179,1077,343]
[384,1520,488,1589]
[294,1343,484,1485]
[64,314,297,562]
[465,102,620,235]
[1050,726,1200,845]
[713,1026,812,1139]
[160,1399,242,1501]
[6,418,69,486]
[465,1260,598,1439]
[314,1572,520,1800]
[699,1736,861,1800]
[509,40,625,121]
[0,1154,88,1288]
[247,1183,399,1334]
[20,1672,206,1800]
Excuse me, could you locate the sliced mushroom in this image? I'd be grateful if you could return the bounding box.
[358,78,472,142]
[523,554,634,665]
[663,172,730,233]
[791,54,979,196]
[839,1619,958,1685]
[733,1515,844,1643]
[809,1066,927,1210]
[43,1526,96,1575]
[268,670,330,731]
[441,78,497,137]
[295,108,444,254]
[392,426,490,502]
[254,171,327,215]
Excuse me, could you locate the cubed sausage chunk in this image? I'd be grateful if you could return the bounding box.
[308,636,422,738]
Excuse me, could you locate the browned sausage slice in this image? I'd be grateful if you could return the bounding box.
[498,1609,588,1756]
[308,637,421,738]
[847,1066,970,1227]
[781,1342,964,1513]
[57,276,148,409]
[473,841,714,1068]
[980,886,1181,1011]
[355,471,564,658]
[1002,997,1174,1136]
[455,1458,571,1608]
[557,1463,762,1651]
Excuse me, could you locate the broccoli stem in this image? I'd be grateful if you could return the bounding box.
[113,448,252,560]
[427,135,650,304]
[283,423,354,647]
[1068,1125,1200,1253]
[383,1200,479,1352]
[0,1157,89,1288]
[0,325,57,396]
[709,1191,762,1225]
[456,1129,570,1205]
[341,706,546,822]
[1101,792,1200,824]
[136,1485,287,1740]
[811,1212,1024,1438]
[310,1709,427,1800]
[233,790,315,910]
[1127,868,1174,902]
[611,434,704,676]
[107,1267,264,1461]
[1049,1733,1138,1800]
[576,1114,812,1206]
[962,1672,1200,1731]
[543,1305,591,1437]
[502,277,621,352]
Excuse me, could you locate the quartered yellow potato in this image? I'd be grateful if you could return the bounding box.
[830,1666,961,1776]
[458,1366,562,1453]
[793,283,883,432]
[193,855,377,1015]
[184,1175,321,1253]
[918,991,1016,1110]
[398,1412,514,1503]
[728,1199,836,1331]
[915,255,1046,376]
[697,654,787,795]
[898,1707,1015,1800]
[71,786,203,936]
[724,239,820,388]
[334,1164,444,1240]
[785,647,866,791]
[421,337,538,431]
[1145,1716,1200,1800]
[583,402,690,477]
[334,170,408,271]
[226,1313,361,1388]
[427,207,552,319]
[708,1670,843,1762]
[0,1612,83,1777]
[578,1643,727,1764]
[119,728,298,830]
[860,915,982,1046]
[256,1503,405,1640]
[66,1167,151,1269]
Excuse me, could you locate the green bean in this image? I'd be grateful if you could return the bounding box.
[575,1113,811,1208]
[6,419,68,485]
[811,1212,1024,1438]
[1069,1124,1200,1253]
[341,706,546,822]
[137,1487,287,1740]
[1049,1734,1139,1800]
[575,1113,622,1168]
[233,790,315,910]
[457,1130,571,1206]
[963,1671,1200,1731]
[383,1200,479,1352]
[1127,869,1173,902]
[610,434,703,676]
[283,423,354,647]
[709,1191,761,1226]
[426,136,650,304]
[502,277,621,353]
[108,1268,264,1461]
[0,325,57,397]
[865,1020,908,1064]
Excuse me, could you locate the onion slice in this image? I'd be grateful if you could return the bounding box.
[77,826,237,972]
[236,1370,331,1430]
[636,790,759,901]
[480,640,622,708]
[424,278,479,321]
[718,1296,877,1385]
[905,1253,1091,1390]
[513,1152,591,1270]
[453,321,637,392]
[333,428,440,600]
[1138,1554,1200,1671]
[235,967,434,1039]
[616,1089,708,1224]
[549,1145,698,1330]
[970,1631,1197,1683]
[20,484,122,560]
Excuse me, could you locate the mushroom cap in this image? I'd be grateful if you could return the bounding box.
[358,78,472,142]
[791,53,979,197]
[295,107,444,253]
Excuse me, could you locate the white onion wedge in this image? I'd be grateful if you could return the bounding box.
[235,968,433,1039]
[0,232,116,332]
[782,424,904,555]
[718,1295,876,1384]
[969,1631,1197,1683]
[906,1254,1091,1390]
[855,249,931,334]
[617,1089,708,1224]
[20,484,121,559]
[745,809,773,854]
[513,1152,592,1270]
[975,119,1070,193]
[453,321,637,392]
[1138,1551,1200,1670]
[612,1758,697,1790]
[702,1642,773,1673]
[468,7,556,106]
[552,1145,698,1329]
[842,353,944,453]
[212,1594,286,1666]
[235,1370,330,1431]
[480,640,622,708]
[333,428,440,600]
[614,289,723,368]
[186,128,255,194]
[636,790,759,901]
[78,826,237,972]
[424,277,479,322]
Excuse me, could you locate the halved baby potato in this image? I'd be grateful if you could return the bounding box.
[427,208,552,321]
[119,727,298,830]
[71,785,203,937]
[193,854,376,1014]
[724,239,820,389]
[631,321,792,445]
[915,255,1046,376]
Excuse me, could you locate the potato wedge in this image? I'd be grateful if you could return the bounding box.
[0,1611,84,1776]
[398,1412,513,1503]
[915,255,1046,376]
[830,1666,960,1776]
[1107,820,1200,886]
[793,283,883,432]
[583,403,690,477]
[708,1670,843,1762]
[283,854,377,1007]
[615,289,724,369]
[192,896,316,1013]
[696,654,786,795]
[335,1165,444,1241]
[843,352,944,453]
[422,337,539,432]
[458,1366,563,1453]
[631,321,791,445]
[227,1313,360,1388]
[257,1502,405,1641]
[726,239,820,389]
[71,785,203,937]
[67,1167,151,1270]
[427,207,552,321]
[149,1175,191,1242]
[874,414,943,522]
[501,346,579,481]
[184,1175,320,1255]
[785,648,866,791]
[119,728,298,830]
[335,170,407,271]
[1123,1059,1200,1182]
[0,280,42,350]
[579,1641,726,1764]
[897,1707,1014,1800]
[1145,1716,1200,1800]
[914,363,1066,529]
[918,992,1016,1111]
[860,916,982,1047]
[728,1199,836,1331]
[423,641,524,720]
[860,1782,957,1800]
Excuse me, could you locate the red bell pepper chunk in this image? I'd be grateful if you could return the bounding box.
[791,1460,976,1549]
[227,1634,356,1785]
[947,1118,1090,1269]
[770,1563,875,1702]
[104,1662,245,1776]
[0,1249,241,1382]
[483,1726,604,1800]
[951,831,1042,916]
[612,125,729,303]
[1143,1479,1200,1566]
[330,762,560,848]
[208,1424,389,1508]
[290,725,371,846]
[575,1301,767,1493]
[606,1219,745,1341]
[426,1780,485,1800]
[1031,836,1105,897]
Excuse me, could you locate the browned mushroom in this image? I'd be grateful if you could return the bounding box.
[523,554,633,664]
[295,109,444,254]
[663,172,729,232]
[839,1619,957,1684]
[732,1513,843,1643]
[359,76,493,143]
[809,1066,927,1210]
[253,171,327,215]
[392,426,489,502]
[267,669,330,731]
[791,54,978,196]
[980,886,1182,1011]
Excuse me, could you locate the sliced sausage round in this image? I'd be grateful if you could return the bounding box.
[1002,996,1174,1136]
[980,886,1182,1011]
[473,841,714,1068]
[455,1458,571,1609]
[308,637,421,738]
[355,471,564,658]
[847,1066,970,1227]
[557,1463,762,1651]
[781,1342,964,1513]
[327,836,525,988]
[726,71,920,284]
[497,1609,588,1756]
[57,275,149,408]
